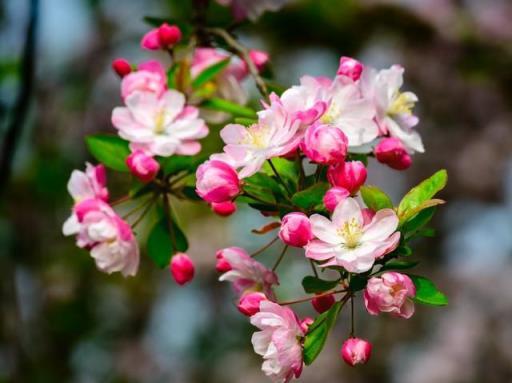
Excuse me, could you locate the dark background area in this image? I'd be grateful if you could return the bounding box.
[1,0,512,382]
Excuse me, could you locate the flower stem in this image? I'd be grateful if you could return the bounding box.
[122,196,154,220]
[272,245,289,272]
[162,192,177,250]
[267,159,292,196]
[310,260,319,278]
[131,197,156,229]
[279,289,347,306]
[350,296,355,337]
[251,236,279,257]
[111,195,131,206]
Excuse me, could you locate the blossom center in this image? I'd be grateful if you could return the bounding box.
[153,109,167,134]
[320,102,340,124]
[337,219,363,248]
[243,125,270,148]
[388,92,414,116]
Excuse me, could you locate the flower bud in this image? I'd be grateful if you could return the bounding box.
[196,160,241,203]
[215,249,232,273]
[278,212,313,247]
[300,317,314,333]
[158,23,182,47]
[170,253,195,285]
[341,338,372,366]
[374,137,412,170]
[327,161,367,195]
[311,294,335,313]
[112,58,132,78]
[323,187,350,212]
[126,151,160,183]
[249,49,269,72]
[301,124,348,165]
[141,28,161,50]
[211,201,237,217]
[237,292,267,316]
[337,56,364,81]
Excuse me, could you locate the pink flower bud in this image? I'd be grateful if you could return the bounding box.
[323,187,350,212]
[337,56,364,81]
[170,253,195,286]
[126,151,160,183]
[364,272,416,319]
[196,160,241,203]
[374,137,412,170]
[249,49,269,72]
[341,338,372,366]
[327,161,367,195]
[311,294,336,313]
[112,58,132,78]
[158,23,182,47]
[300,317,314,333]
[278,212,313,247]
[361,208,375,225]
[211,201,237,217]
[301,124,348,165]
[237,292,267,316]
[215,250,232,273]
[140,28,161,50]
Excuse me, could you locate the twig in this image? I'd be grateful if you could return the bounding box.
[279,289,348,306]
[310,260,319,278]
[251,236,279,257]
[162,192,177,250]
[272,245,289,271]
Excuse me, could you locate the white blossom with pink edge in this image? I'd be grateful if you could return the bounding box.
[305,198,400,273]
[250,301,305,383]
[112,90,208,157]
[219,94,302,178]
[218,247,278,298]
[361,64,424,153]
[67,162,108,203]
[121,60,167,100]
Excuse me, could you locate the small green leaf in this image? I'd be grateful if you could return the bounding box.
[292,183,329,210]
[360,185,394,211]
[181,186,201,201]
[147,216,188,268]
[349,275,368,292]
[201,98,257,119]
[159,155,206,175]
[192,59,230,89]
[244,173,283,197]
[399,199,445,224]
[408,275,448,306]
[302,276,339,294]
[303,302,341,365]
[234,117,257,126]
[167,65,179,89]
[85,134,130,172]
[398,170,447,219]
[403,207,436,236]
[380,259,419,272]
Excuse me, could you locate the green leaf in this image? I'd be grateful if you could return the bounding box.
[85,134,130,172]
[398,170,447,220]
[167,65,179,89]
[147,216,188,268]
[349,275,368,292]
[201,98,257,119]
[302,276,339,294]
[262,158,299,192]
[244,173,283,197]
[192,59,230,89]
[360,185,394,211]
[181,186,201,201]
[403,207,436,235]
[292,183,329,210]
[234,117,257,126]
[380,259,419,272]
[303,302,341,365]
[408,275,448,306]
[399,199,445,224]
[129,180,155,198]
[159,155,206,175]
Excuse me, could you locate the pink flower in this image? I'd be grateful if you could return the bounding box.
[112,58,132,78]
[361,208,376,225]
[218,247,278,297]
[211,201,237,216]
[120,60,167,99]
[327,161,367,195]
[249,49,269,71]
[364,272,416,319]
[126,150,160,183]
[323,187,350,212]
[301,124,348,165]
[337,56,364,81]
[141,28,161,50]
[67,163,108,203]
[374,137,412,170]
[62,199,139,277]
[196,160,240,203]
[170,253,195,285]
[112,90,208,157]
[361,65,424,153]
[250,301,305,383]
[238,292,268,316]
[305,198,400,273]
[157,23,181,47]
[341,338,372,366]
[279,212,313,247]
[311,294,335,313]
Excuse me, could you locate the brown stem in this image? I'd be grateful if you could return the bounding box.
[272,245,289,272]
[279,289,348,306]
[251,236,279,257]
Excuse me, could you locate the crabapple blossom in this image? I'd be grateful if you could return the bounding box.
[112,58,132,78]
[140,28,161,50]
[250,301,305,383]
[196,160,241,203]
[364,272,416,319]
[374,137,412,170]
[126,150,160,183]
[238,292,268,316]
[341,338,372,367]
[62,199,139,277]
[215,249,232,273]
[300,317,314,333]
[112,90,208,157]
[301,124,348,165]
[361,64,424,153]
[327,161,367,195]
[337,56,364,81]
[305,198,400,273]
[120,60,167,99]
[218,247,278,297]
[323,187,350,212]
[170,253,195,285]
[217,0,290,22]
[311,293,336,313]
[211,201,237,216]
[67,163,108,203]
[278,212,313,247]
[157,23,182,47]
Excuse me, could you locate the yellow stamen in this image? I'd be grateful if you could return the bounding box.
[154,110,167,134]
[388,92,414,116]
[337,218,362,249]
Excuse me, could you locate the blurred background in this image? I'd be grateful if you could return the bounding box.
[1,0,512,382]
